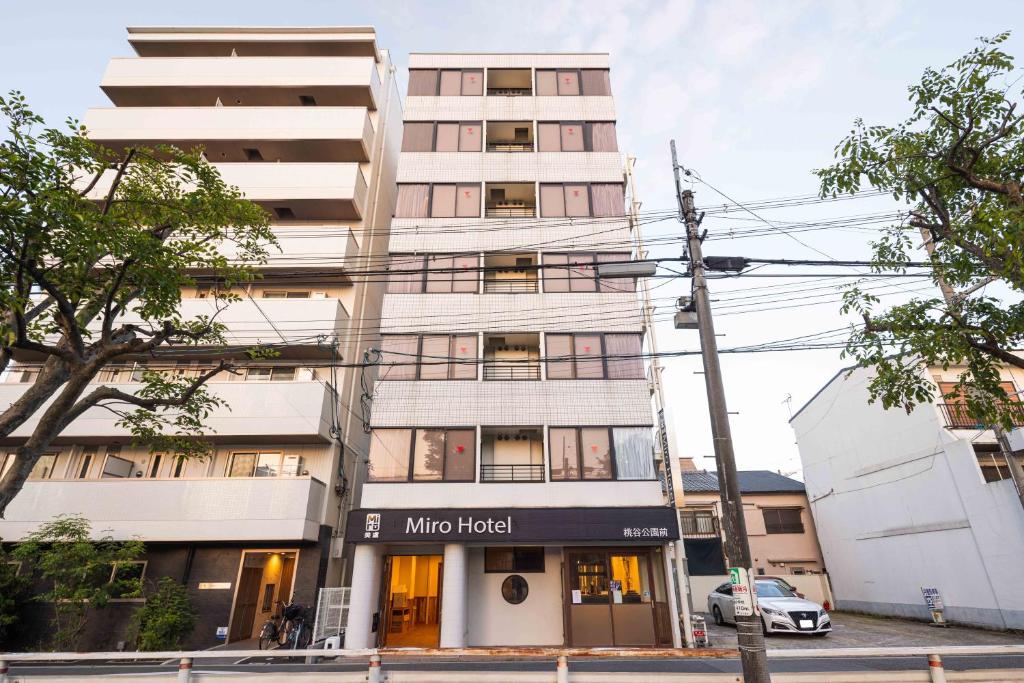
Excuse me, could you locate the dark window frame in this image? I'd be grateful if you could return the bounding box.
[541,251,635,293]
[387,253,481,294]
[411,68,485,96]
[544,332,644,380]
[379,333,479,381]
[484,547,546,573]
[537,121,616,151]
[547,425,657,482]
[762,507,805,534]
[368,427,477,484]
[535,68,611,96]
[404,121,485,152]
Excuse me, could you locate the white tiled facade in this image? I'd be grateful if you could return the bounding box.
[346,53,678,651]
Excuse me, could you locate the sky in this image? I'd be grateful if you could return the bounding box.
[3,0,1022,478]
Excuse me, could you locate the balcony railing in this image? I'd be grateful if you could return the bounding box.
[486,141,534,152]
[486,203,536,218]
[483,279,539,293]
[678,511,720,538]
[483,361,541,381]
[940,402,1024,429]
[487,87,532,96]
[480,463,545,482]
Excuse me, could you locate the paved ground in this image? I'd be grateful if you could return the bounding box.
[700,610,1024,649]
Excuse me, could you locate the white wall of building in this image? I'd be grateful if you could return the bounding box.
[466,546,564,646]
[791,366,1024,629]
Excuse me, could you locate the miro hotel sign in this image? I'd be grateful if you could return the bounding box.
[348,507,679,543]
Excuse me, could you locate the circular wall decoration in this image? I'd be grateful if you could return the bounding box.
[501,574,529,604]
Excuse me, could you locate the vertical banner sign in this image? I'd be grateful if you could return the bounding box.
[658,409,676,506]
[730,567,755,617]
[922,587,947,626]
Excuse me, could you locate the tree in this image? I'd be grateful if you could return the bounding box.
[130,576,198,651]
[11,515,144,650]
[817,33,1024,427]
[0,541,30,649]
[0,92,275,515]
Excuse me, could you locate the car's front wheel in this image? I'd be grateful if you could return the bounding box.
[712,605,724,626]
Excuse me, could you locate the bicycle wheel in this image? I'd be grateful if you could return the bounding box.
[257,622,277,650]
[278,619,292,647]
[294,622,311,649]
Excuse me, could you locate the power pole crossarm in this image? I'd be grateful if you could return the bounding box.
[671,141,771,683]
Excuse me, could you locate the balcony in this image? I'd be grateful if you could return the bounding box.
[127,27,379,59]
[177,296,349,340]
[483,253,539,293]
[483,333,540,381]
[0,380,335,442]
[486,69,532,96]
[679,509,720,538]
[480,429,545,482]
[84,106,374,162]
[0,476,326,542]
[84,162,368,221]
[100,55,381,109]
[221,224,359,274]
[939,402,1024,429]
[485,183,536,218]
[486,121,534,152]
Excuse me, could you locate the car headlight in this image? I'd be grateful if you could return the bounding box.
[761,607,784,616]
[818,609,828,617]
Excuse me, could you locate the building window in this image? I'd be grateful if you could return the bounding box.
[535,69,611,96]
[75,448,96,479]
[28,453,58,480]
[542,252,635,293]
[367,428,476,482]
[485,547,546,573]
[387,254,479,294]
[226,451,305,478]
[549,427,655,481]
[974,443,1017,483]
[241,366,296,382]
[501,575,529,604]
[401,122,482,152]
[395,184,481,218]
[101,449,135,478]
[407,69,484,96]
[0,452,15,479]
[544,333,643,380]
[537,122,618,152]
[762,507,805,534]
[539,184,624,217]
[147,453,164,478]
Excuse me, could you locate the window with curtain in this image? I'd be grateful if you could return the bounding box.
[587,122,618,151]
[560,123,584,151]
[540,184,567,217]
[543,252,633,293]
[590,184,625,217]
[545,334,574,379]
[367,429,413,481]
[595,253,635,292]
[418,335,450,379]
[456,184,481,217]
[537,122,617,152]
[425,254,478,293]
[568,253,597,292]
[387,255,424,293]
[580,69,612,95]
[537,123,560,151]
[580,427,613,479]
[431,184,482,217]
[449,335,478,379]
[435,123,460,151]
[612,427,655,480]
[536,70,558,96]
[604,334,644,379]
[395,184,430,218]
[408,70,439,96]
[549,428,580,480]
[542,253,570,292]
[539,184,592,217]
[379,335,419,380]
[557,70,580,95]
[763,508,805,534]
[431,186,457,218]
[437,69,483,95]
[401,122,434,152]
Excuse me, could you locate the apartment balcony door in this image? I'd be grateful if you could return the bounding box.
[564,549,661,647]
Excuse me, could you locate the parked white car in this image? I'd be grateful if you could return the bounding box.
[707,580,831,636]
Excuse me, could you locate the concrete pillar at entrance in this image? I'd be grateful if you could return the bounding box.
[344,544,382,649]
[439,543,468,648]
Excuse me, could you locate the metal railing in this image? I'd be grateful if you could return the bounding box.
[485,204,536,218]
[487,87,532,96]
[486,141,534,152]
[480,463,546,482]
[482,362,541,380]
[678,511,720,538]
[483,279,539,293]
[939,401,1024,429]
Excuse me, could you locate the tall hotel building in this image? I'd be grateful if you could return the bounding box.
[345,54,681,649]
[0,27,401,648]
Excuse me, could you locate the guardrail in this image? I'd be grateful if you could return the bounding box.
[483,278,539,293]
[482,362,541,380]
[480,463,546,481]
[939,401,1024,429]
[2,644,1023,682]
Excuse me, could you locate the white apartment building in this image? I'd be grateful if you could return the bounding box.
[0,26,401,649]
[343,54,681,650]
[791,362,1024,629]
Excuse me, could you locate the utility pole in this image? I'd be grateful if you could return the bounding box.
[671,141,771,683]
[917,226,1024,511]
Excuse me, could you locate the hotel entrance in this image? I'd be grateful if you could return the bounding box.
[564,548,671,647]
[379,554,443,647]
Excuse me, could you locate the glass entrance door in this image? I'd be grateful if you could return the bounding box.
[565,549,659,647]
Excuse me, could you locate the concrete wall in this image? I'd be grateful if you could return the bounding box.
[466,547,564,646]
[792,366,1024,629]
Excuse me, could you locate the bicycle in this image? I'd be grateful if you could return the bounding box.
[258,602,311,650]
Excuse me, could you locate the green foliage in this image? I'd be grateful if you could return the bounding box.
[130,577,198,652]
[817,32,1024,426]
[0,542,30,648]
[11,515,144,651]
[0,92,277,510]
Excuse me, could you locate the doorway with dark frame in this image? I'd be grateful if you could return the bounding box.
[228,549,299,643]
[379,554,443,647]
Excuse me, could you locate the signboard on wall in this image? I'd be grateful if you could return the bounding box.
[347,507,680,544]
